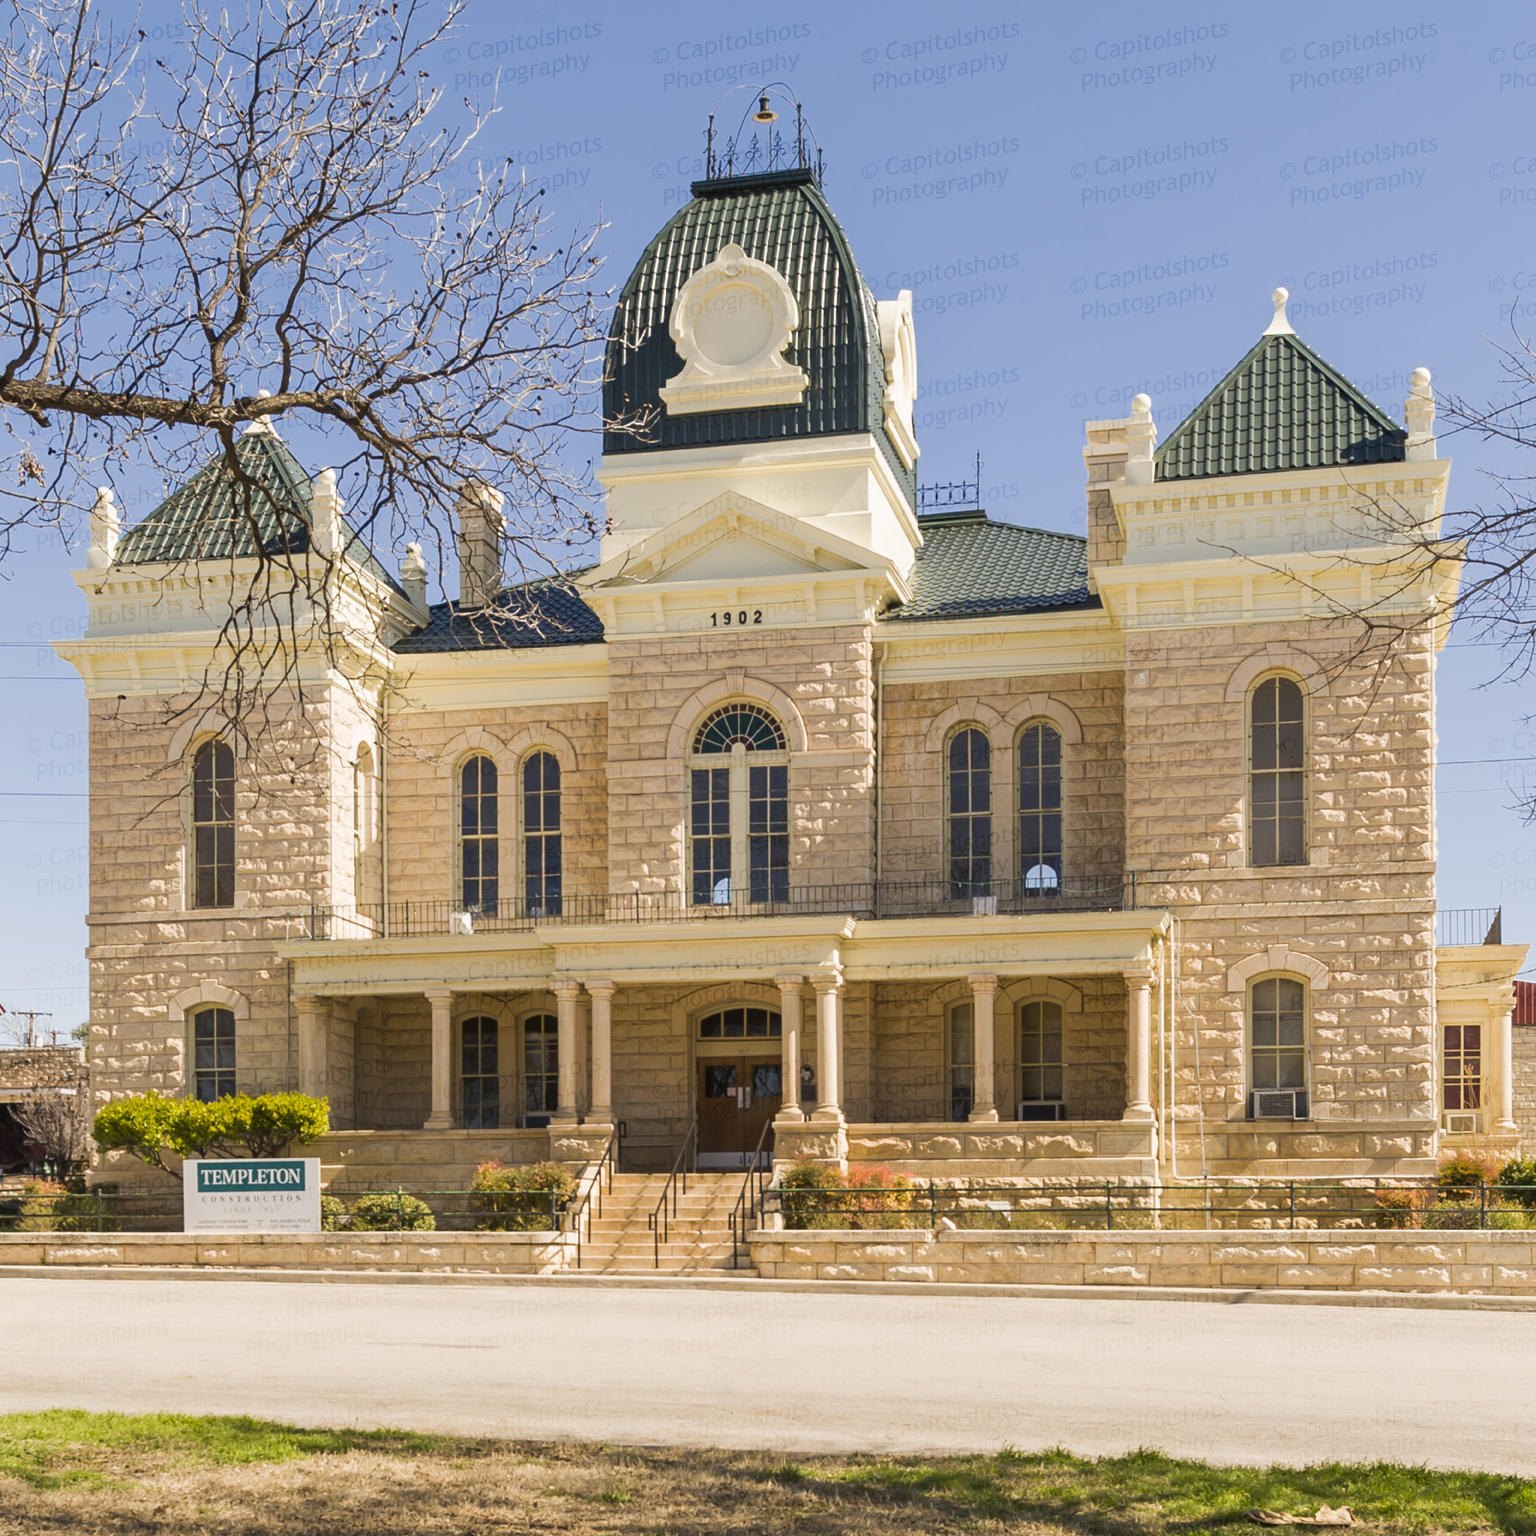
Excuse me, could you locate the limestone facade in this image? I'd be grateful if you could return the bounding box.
[57,166,1525,1190]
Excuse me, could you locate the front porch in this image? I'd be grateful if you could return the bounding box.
[278,905,1171,1183]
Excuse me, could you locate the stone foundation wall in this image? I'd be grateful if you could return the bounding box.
[751,1227,1536,1293]
[0,1229,573,1274]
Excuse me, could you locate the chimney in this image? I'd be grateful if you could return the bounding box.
[1405,367,1436,461]
[309,467,344,559]
[87,486,120,569]
[400,542,429,612]
[455,481,505,609]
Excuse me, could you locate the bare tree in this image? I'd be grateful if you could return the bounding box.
[0,0,616,751]
[12,1088,93,1171]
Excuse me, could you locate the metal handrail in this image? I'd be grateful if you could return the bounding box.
[564,1122,625,1270]
[647,1121,698,1267]
[728,1117,774,1269]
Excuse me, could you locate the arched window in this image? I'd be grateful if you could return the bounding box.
[1019,999,1064,1111]
[1250,676,1306,866]
[461,1015,499,1129]
[190,738,235,909]
[698,1006,782,1039]
[689,704,789,906]
[522,1012,558,1126]
[459,755,498,911]
[192,1006,236,1100]
[1018,723,1062,892]
[523,752,562,915]
[1249,976,1308,1117]
[946,728,992,899]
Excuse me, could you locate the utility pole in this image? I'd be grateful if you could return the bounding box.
[8,1011,53,1048]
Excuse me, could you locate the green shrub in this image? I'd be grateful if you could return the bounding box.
[470,1160,574,1231]
[777,1159,917,1230]
[347,1192,434,1232]
[1436,1151,1497,1203]
[92,1091,330,1178]
[1496,1157,1536,1210]
[319,1195,350,1232]
[12,1180,117,1234]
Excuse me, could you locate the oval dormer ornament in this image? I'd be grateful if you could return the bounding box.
[660,243,809,414]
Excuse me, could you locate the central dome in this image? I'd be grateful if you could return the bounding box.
[603,167,914,503]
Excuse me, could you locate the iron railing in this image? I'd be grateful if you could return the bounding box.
[292,875,1133,940]
[728,1118,775,1270]
[766,1178,1536,1233]
[1436,907,1503,947]
[648,1122,698,1267]
[563,1122,625,1269]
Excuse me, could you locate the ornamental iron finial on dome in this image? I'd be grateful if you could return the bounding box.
[1263,286,1297,337]
[703,84,823,186]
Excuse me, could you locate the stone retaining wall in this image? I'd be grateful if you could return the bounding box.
[749,1227,1536,1294]
[0,1230,574,1275]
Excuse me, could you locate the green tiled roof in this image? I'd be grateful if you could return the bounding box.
[112,429,402,592]
[1155,331,1406,481]
[603,167,914,504]
[883,512,1094,622]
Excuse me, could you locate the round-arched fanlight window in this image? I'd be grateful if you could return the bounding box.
[692,703,786,754]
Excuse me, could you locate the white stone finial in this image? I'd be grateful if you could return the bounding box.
[87,485,120,569]
[243,387,279,438]
[1263,286,1296,337]
[1405,366,1436,461]
[401,541,429,612]
[309,466,345,558]
[1125,393,1157,484]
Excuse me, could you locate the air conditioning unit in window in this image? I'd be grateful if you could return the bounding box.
[1016,1101,1067,1122]
[1442,1110,1479,1135]
[1250,1089,1308,1120]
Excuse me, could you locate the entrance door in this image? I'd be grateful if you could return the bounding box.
[698,1056,781,1168]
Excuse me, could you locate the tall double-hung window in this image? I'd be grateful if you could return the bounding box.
[190,738,235,909]
[1018,722,1063,892]
[522,752,562,915]
[1250,676,1306,866]
[947,728,992,898]
[689,704,789,906]
[459,755,498,911]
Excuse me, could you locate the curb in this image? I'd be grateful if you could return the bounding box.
[3,1263,1536,1311]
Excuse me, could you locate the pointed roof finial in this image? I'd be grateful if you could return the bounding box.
[1263,287,1296,337]
[244,387,279,438]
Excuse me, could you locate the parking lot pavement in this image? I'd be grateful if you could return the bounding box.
[7,1275,1532,1471]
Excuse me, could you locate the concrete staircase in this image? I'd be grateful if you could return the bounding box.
[574,1171,757,1276]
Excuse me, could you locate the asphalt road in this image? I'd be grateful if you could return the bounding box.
[5,1276,1532,1471]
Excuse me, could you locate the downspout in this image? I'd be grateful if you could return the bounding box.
[380,687,390,937]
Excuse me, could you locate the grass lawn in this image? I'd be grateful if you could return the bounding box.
[0,1409,1533,1534]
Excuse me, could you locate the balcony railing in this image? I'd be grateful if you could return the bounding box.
[1436,907,1503,947]
[290,874,1134,941]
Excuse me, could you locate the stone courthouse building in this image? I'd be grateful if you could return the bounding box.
[59,150,1526,1191]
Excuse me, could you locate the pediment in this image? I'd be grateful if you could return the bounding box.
[590,492,879,588]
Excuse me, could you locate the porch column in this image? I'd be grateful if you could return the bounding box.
[1123,967,1155,1123]
[423,988,453,1129]
[575,991,591,1115]
[811,969,843,1123]
[586,979,615,1127]
[552,979,581,1126]
[775,974,805,1123]
[295,994,328,1100]
[968,973,999,1122]
[1493,1000,1518,1134]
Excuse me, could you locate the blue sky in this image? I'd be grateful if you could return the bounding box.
[4,0,1533,1033]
